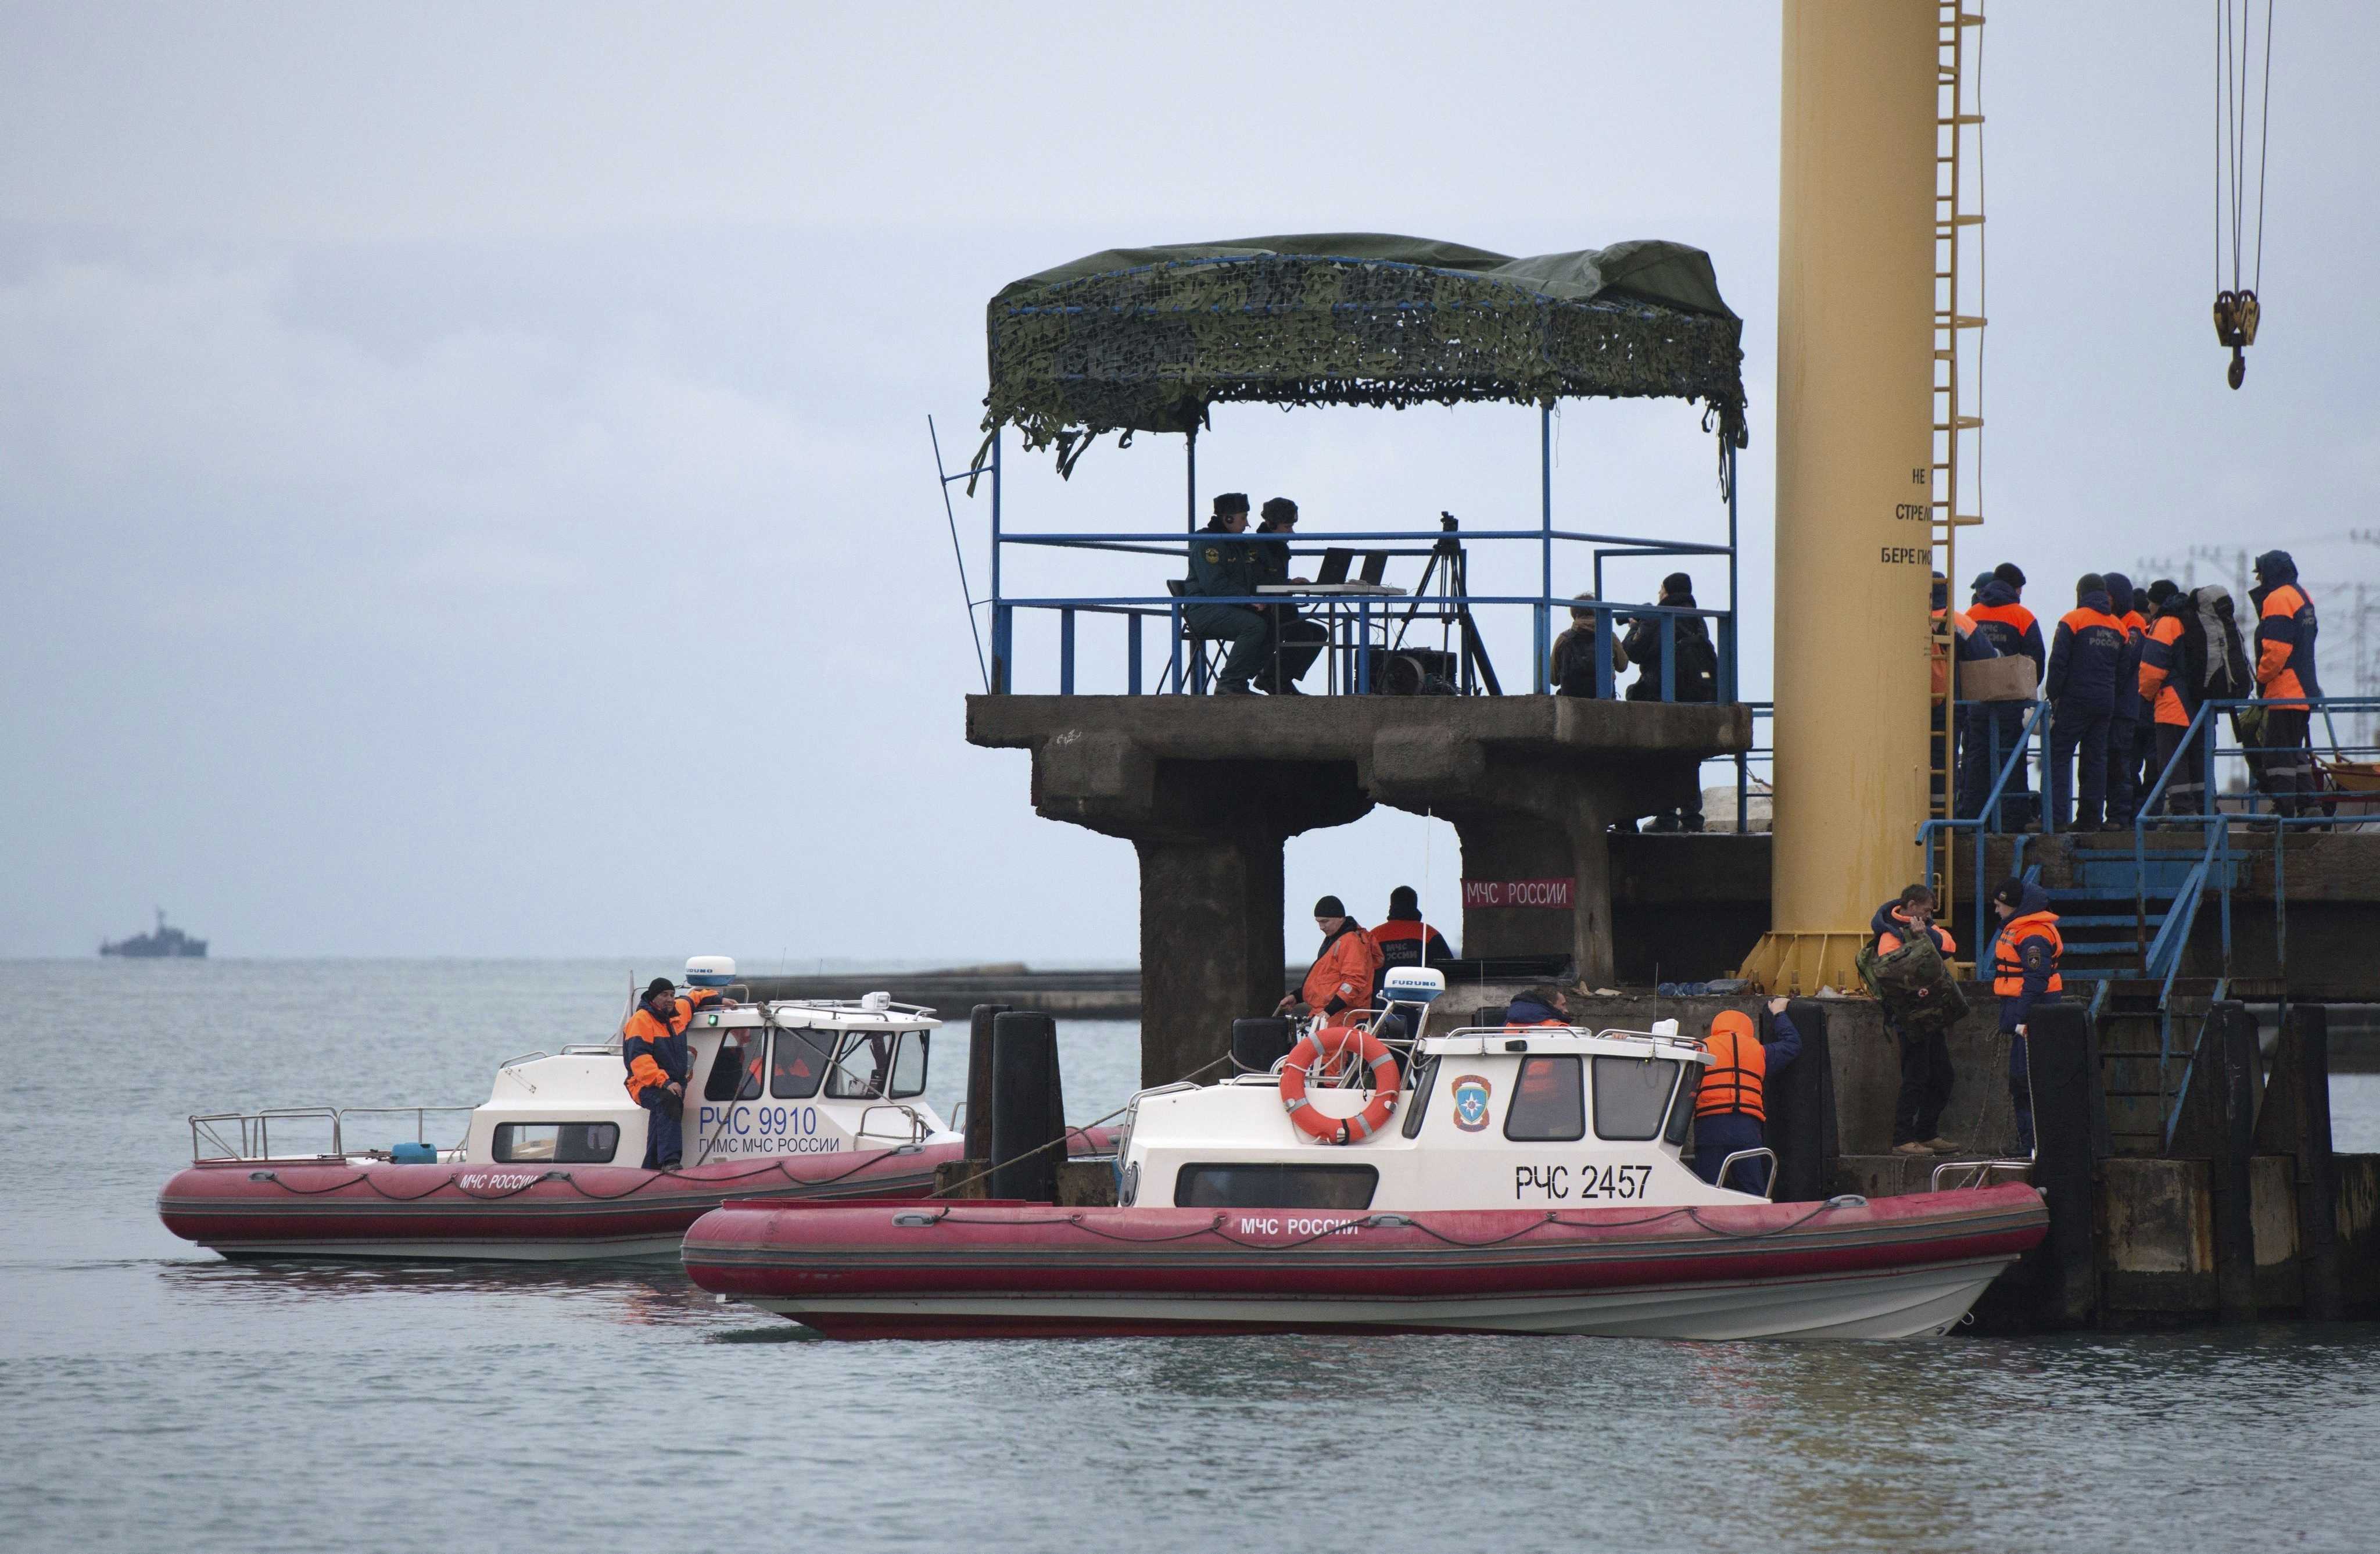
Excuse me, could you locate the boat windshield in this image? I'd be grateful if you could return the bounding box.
[825,1031,930,1101]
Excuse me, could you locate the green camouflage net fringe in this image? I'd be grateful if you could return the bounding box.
[983,253,1747,475]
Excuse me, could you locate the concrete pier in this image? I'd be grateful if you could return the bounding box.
[968,694,1749,1084]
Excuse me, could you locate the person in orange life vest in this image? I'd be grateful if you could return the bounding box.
[2137,579,2209,818]
[2249,549,2321,817]
[1963,567,2043,822]
[1277,896,1385,1021]
[2101,572,2150,826]
[1694,999,1801,1193]
[2045,573,2131,830]
[1370,885,1454,969]
[622,976,723,1169]
[1990,877,2063,1155]
[1872,884,1962,1158]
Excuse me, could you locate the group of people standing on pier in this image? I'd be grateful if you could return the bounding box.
[1942,550,2323,828]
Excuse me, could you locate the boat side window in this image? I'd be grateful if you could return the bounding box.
[827,1033,895,1100]
[1174,1163,1379,1210]
[888,1032,929,1099]
[704,1028,766,1103]
[1665,1066,1700,1145]
[770,1029,833,1100]
[1503,1055,1585,1142]
[1402,1054,1439,1138]
[493,1122,619,1164]
[1593,1057,1682,1142]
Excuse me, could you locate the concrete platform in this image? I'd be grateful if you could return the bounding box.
[969,694,1748,1084]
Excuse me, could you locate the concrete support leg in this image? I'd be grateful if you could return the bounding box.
[2022,1002,2105,1329]
[1135,829,1288,1090]
[2254,1004,2343,1319]
[1445,804,1615,984]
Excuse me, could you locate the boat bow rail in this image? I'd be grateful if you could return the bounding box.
[189,1105,478,1164]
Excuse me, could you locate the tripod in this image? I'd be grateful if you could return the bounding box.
[1386,512,1501,696]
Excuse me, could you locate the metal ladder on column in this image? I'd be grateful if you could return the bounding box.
[1928,1,1987,955]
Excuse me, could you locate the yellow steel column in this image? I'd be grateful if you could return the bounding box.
[1739,0,1937,994]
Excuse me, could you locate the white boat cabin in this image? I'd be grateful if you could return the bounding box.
[464,993,955,1169]
[1116,969,1765,1215]
[187,958,956,1170]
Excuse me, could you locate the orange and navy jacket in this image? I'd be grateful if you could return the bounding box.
[621,988,722,1104]
[2250,553,2320,708]
[2045,590,2129,711]
[1370,915,1454,968]
[1870,899,1956,958]
[1968,579,2044,678]
[1990,886,2063,1027]
[2107,583,2149,721]
[2138,610,2193,727]
[1696,1008,1800,1122]
[1302,922,1385,1016]
[1931,606,1999,698]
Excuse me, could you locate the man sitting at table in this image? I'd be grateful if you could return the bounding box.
[1183,493,1271,696]
[1251,496,1328,695]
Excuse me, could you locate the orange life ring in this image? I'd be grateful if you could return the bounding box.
[1279,1024,1402,1144]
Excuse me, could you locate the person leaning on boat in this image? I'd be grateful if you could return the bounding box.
[1276,895,1384,1021]
[1694,999,1800,1194]
[622,977,723,1170]
[1990,878,2063,1156]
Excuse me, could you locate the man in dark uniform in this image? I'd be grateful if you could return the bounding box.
[1250,496,1327,694]
[621,976,723,1169]
[1184,493,1270,695]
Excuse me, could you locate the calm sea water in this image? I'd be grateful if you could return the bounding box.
[8,958,2380,1553]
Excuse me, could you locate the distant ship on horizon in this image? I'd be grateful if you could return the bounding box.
[101,908,207,959]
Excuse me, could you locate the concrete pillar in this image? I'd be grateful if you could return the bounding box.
[1424,776,1618,985]
[1135,828,1291,1088]
[1741,0,1937,995]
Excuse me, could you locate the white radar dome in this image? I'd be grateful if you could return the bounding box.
[1381,966,1447,1004]
[684,955,737,988]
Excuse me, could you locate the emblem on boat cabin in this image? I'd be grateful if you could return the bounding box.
[1451,1075,1492,1132]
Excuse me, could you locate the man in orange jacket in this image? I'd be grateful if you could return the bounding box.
[622,976,723,1169]
[1278,895,1385,1021]
[2250,550,2321,817]
[1990,878,2063,1155]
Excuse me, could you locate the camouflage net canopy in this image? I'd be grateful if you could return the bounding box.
[984,233,1746,474]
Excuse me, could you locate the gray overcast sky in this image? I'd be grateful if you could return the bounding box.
[3,2,2374,961]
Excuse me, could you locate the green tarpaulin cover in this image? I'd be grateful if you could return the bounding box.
[983,233,1745,473]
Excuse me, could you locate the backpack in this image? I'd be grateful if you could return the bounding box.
[1855,929,1971,1034]
[2193,585,2251,701]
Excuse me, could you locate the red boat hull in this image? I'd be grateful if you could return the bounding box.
[681,1185,2049,1340]
[160,1133,1111,1261]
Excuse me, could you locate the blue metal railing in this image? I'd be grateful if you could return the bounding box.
[948,417,1743,702]
[1923,694,2379,986]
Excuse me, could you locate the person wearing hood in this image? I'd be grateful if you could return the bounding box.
[621,976,725,1170]
[2138,578,2210,818]
[1504,984,1573,1026]
[1623,572,1718,830]
[1277,896,1385,1021]
[2045,573,2130,829]
[1370,885,1454,968]
[2102,572,2150,825]
[1989,878,2063,1155]
[1965,569,2044,822]
[1693,999,1801,1192]
[2249,550,2322,816]
[1871,885,1962,1158]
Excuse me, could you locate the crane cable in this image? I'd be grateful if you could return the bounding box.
[2213,1,2275,389]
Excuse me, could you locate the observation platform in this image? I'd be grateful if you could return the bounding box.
[968,692,1750,1083]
